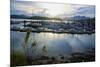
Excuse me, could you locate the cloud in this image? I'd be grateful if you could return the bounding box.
[75,5,95,17]
[11,1,95,18]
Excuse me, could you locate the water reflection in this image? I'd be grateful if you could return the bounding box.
[11,31,95,57]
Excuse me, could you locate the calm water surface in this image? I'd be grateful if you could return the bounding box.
[11,31,95,58]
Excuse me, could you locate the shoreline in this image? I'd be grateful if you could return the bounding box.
[11,28,95,34]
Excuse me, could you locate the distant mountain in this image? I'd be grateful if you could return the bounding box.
[11,15,30,19]
[62,16,91,21]
[10,15,62,20]
[71,16,90,20]
[11,15,91,21]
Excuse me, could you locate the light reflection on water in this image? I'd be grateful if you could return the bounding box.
[11,31,95,57]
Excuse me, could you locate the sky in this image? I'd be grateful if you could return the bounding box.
[11,0,95,18]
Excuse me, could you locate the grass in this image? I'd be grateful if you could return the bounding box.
[11,52,28,66]
[11,48,95,66]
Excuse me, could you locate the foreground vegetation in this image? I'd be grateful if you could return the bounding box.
[11,48,95,66]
